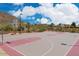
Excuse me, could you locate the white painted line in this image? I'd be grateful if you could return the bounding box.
[41,37,54,56]
[42,43,53,56]
[42,32,64,56]
[6,44,25,56]
[64,36,79,56]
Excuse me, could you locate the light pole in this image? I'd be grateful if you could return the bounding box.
[19,4,23,34]
[1,29,3,45]
[0,27,4,45]
[13,3,23,34]
[0,24,4,45]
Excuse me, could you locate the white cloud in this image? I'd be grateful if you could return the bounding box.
[36,18,40,22]
[55,3,79,15]
[36,18,51,24]
[13,9,22,17]
[54,3,79,24]
[22,6,36,18]
[9,3,79,25]
[10,6,36,19]
[32,17,35,20]
[39,3,53,8]
[9,10,16,14]
[13,3,23,6]
[40,18,49,24]
[37,4,65,24]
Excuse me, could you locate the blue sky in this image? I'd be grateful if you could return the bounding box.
[0,3,78,12]
[0,3,79,25]
[0,3,40,12]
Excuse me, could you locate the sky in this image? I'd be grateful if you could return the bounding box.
[0,3,79,25]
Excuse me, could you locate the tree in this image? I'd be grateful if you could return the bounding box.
[58,23,62,26]
[49,23,54,27]
[27,23,30,32]
[0,23,13,31]
[71,22,76,27]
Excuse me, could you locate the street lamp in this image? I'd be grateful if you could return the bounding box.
[19,4,23,34]
[0,27,4,45]
[0,23,4,45]
[1,29,3,45]
[13,3,23,34]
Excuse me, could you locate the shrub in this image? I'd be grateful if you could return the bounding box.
[38,26,47,32]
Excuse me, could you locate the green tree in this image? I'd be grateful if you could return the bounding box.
[49,23,54,27]
[26,23,30,32]
[71,22,76,27]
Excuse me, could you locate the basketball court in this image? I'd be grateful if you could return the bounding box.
[0,31,79,56]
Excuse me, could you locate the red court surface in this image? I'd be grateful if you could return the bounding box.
[66,39,79,56]
[0,37,41,56]
[0,32,79,56]
[0,44,24,56]
[7,37,41,47]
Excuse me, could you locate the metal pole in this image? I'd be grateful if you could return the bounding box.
[1,30,3,45]
[19,4,23,34]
